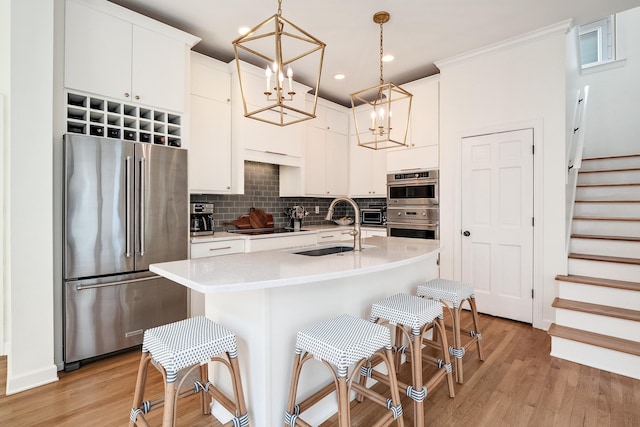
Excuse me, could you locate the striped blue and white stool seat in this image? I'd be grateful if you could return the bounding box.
[417,278,475,308]
[370,293,443,333]
[296,314,391,376]
[142,316,237,383]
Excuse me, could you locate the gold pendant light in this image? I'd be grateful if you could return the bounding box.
[350,11,412,149]
[232,0,326,126]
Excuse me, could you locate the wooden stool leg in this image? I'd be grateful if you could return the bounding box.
[129,353,152,427]
[435,318,455,398]
[410,332,424,427]
[382,347,405,427]
[337,376,350,427]
[162,379,176,427]
[469,297,485,361]
[228,354,249,423]
[285,352,304,427]
[199,364,211,415]
[452,306,464,384]
[394,324,404,373]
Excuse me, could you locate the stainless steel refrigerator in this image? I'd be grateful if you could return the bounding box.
[63,134,188,370]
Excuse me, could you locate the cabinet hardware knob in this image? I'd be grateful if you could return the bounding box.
[135,95,140,100]
[463,230,471,237]
[124,92,130,98]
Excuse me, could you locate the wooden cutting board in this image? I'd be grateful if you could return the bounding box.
[224,214,252,229]
[249,207,269,229]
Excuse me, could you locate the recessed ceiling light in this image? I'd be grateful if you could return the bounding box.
[334,74,346,80]
[238,26,251,35]
[382,54,394,62]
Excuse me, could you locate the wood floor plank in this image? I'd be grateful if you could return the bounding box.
[2,315,639,426]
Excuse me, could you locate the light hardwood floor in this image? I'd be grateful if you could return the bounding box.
[1,314,639,426]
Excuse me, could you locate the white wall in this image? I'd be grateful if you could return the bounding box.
[436,21,570,329]
[578,6,640,158]
[3,0,58,394]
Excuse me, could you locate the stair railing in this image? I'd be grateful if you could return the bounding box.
[565,85,589,254]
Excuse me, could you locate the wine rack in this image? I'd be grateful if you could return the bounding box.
[65,92,182,147]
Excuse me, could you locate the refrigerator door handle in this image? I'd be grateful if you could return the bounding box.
[74,275,157,290]
[125,156,132,257]
[139,156,146,256]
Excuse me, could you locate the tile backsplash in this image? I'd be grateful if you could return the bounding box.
[191,161,385,230]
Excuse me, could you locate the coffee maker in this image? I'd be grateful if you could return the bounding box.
[190,202,214,236]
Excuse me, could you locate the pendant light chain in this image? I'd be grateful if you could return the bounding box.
[277,0,282,16]
[379,21,384,85]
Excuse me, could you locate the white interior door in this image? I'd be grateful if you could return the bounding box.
[461,129,534,323]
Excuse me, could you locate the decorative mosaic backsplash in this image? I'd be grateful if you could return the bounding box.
[191,161,386,231]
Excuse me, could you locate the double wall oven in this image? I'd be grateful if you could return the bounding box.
[387,169,439,240]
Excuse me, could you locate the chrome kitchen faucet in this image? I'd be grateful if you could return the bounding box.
[325,197,362,251]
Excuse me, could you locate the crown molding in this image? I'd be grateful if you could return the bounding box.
[435,19,573,69]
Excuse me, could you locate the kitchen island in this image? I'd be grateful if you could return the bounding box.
[150,236,440,426]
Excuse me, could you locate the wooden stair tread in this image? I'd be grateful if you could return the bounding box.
[583,154,640,161]
[571,234,640,242]
[568,253,640,265]
[575,200,640,204]
[579,167,640,174]
[555,274,640,292]
[548,323,640,357]
[577,183,640,187]
[552,297,640,322]
[573,216,640,221]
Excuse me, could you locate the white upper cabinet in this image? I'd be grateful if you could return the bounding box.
[349,106,387,197]
[189,53,231,194]
[386,75,440,171]
[230,60,309,166]
[64,0,199,112]
[303,98,349,197]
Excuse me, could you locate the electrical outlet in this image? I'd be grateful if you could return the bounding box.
[315,206,320,214]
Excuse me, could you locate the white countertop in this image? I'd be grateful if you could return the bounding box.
[151,236,440,294]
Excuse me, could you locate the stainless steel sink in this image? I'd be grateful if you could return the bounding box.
[293,245,354,256]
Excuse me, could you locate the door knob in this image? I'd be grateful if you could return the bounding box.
[463,230,471,237]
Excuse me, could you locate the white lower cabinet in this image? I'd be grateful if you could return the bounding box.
[190,238,245,315]
[190,239,245,258]
[245,233,318,252]
[363,228,388,238]
[317,229,353,243]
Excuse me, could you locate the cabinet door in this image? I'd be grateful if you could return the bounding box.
[304,126,327,196]
[408,78,439,148]
[64,0,132,99]
[189,95,231,193]
[349,133,374,197]
[371,149,387,196]
[191,53,230,102]
[190,240,245,258]
[325,131,349,196]
[132,26,187,112]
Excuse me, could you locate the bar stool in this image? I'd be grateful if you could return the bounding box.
[284,314,404,427]
[364,293,455,427]
[129,316,250,427]
[417,279,485,383]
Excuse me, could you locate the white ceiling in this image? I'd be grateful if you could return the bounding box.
[109,0,640,106]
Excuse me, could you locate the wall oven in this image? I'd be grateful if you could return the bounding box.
[387,169,438,206]
[387,169,439,240]
[387,207,439,239]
